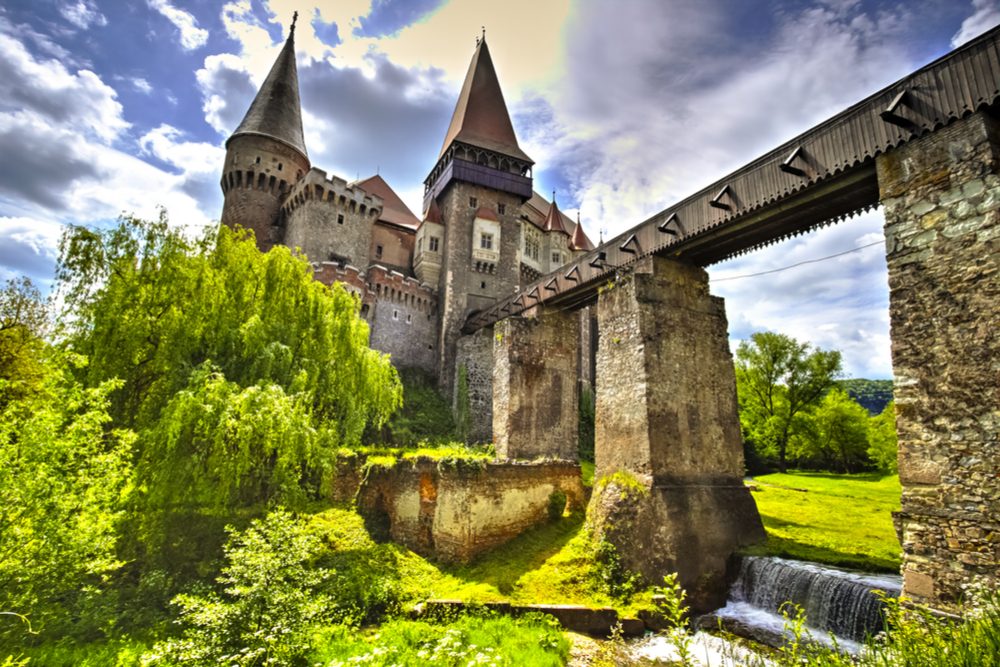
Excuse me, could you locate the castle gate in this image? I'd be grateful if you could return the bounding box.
[459,28,1000,611]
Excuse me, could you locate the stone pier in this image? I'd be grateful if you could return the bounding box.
[877,110,1000,609]
[589,255,764,611]
[493,308,580,460]
[454,327,494,444]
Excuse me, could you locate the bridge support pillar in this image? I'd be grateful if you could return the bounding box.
[454,327,495,444]
[493,308,580,460]
[877,109,1000,609]
[589,255,764,611]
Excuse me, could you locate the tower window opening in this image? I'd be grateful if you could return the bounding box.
[480,281,487,289]
[469,196,477,208]
[393,309,399,320]
[278,163,283,171]
[429,237,439,252]
[255,156,261,164]
[375,244,383,259]
[480,233,493,250]
[498,203,506,215]
[337,214,345,225]
[406,313,412,324]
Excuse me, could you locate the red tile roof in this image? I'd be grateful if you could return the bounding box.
[355,174,420,230]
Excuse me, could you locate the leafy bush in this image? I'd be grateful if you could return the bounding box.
[144,509,333,667]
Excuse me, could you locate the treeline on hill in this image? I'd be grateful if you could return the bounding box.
[735,332,897,475]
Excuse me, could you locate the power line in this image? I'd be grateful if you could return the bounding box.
[711,240,884,282]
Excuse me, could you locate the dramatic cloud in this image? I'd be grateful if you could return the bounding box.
[148,0,209,50]
[355,0,446,37]
[953,0,1000,46]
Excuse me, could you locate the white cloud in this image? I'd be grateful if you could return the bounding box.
[131,77,153,94]
[952,0,1000,46]
[148,0,209,50]
[0,32,128,143]
[139,124,226,175]
[60,1,108,30]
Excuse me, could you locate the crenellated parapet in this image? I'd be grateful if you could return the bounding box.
[282,168,383,267]
[281,168,383,219]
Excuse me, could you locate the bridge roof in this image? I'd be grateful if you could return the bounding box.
[464,26,1000,333]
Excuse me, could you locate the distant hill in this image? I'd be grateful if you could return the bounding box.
[838,379,894,415]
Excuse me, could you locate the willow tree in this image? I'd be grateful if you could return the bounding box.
[55,215,401,569]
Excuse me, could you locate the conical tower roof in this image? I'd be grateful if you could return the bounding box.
[570,213,595,251]
[543,193,570,236]
[437,39,532,163]
[228,19,308,159]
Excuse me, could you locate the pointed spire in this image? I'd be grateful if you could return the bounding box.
[543,194,570,236]
[228,16,308,159]
[570,211,595,251]
[437,38,532,163]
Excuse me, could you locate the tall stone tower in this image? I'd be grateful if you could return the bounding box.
[220,16,310,252]
[422,37,534,389]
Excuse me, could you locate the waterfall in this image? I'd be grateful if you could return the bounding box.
[712,556,902,649]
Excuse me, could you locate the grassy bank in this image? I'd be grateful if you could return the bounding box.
[747,472,902,571]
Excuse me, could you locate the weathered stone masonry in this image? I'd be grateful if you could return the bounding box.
[877,110,1000,609]
[358,459,585,563]
[588,255,764,612]
[493,308,580,461]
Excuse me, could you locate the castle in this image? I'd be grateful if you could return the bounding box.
[219,20,595,389]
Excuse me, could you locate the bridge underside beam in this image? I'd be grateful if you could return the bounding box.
[588,255,764,612]
[878,109,1000,610]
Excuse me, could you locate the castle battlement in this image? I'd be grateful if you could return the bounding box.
[281,168,384,219]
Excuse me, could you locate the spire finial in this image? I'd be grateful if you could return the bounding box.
[482,26,486,41]
[552,189,557,204]
[291,11,298,35]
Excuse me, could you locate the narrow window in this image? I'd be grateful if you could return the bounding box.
[469,196,477,208]
[480,281,487,289]
[480,233,493,250]
[375,244,383,259]
[406,313,412,324]
[337,214,344,225]
[498,203,506,215]
[429,237,439,252]
[277,163,283,171]
[255,156,261,164]
[393,309,399,320]
[552,252,561,265]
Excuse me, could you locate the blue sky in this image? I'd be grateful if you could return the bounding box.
[1,0,998,378]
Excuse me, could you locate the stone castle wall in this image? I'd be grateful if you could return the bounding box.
[436,184,524,391]
[877,110,1000,609]
[221,135,309,251]
[282,168,381,266]
[358,459,584,563]
[368,266,438,373]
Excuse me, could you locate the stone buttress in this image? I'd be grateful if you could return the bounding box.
[876,109,1000,609]
[588,255,765,611]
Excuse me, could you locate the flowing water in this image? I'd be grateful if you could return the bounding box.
[711,556,902,652]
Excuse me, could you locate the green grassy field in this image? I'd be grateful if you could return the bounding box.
[747,472,902,572]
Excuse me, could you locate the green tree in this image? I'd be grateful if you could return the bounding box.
[735,332,842,472]
[54,215,402,574]
[0,352,134,640]
[0,277,48,408]
[868,401,899,473]
[808,388,871,472]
